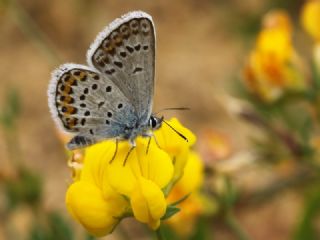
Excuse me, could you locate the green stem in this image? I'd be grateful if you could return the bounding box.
[225,212,251,240]
[155,226,166,240]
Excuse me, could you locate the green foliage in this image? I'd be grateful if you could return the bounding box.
[293,187,320,240]
[158,225,179,240]
[0,88,21,130]
[4,166,42,210]
[231,13,261,40]
[160,218,211,240]
[162,193,190,220]
[161,206,180,221]
[28,212,74,240]
[189,217,211,240]
[219,176,238,210]
[312,61,320,90]
[85,234,96,240]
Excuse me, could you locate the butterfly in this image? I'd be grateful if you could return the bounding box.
[48,11,164,152]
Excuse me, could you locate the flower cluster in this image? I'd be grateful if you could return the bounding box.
[243,10,306,102]
[65,118,204,237]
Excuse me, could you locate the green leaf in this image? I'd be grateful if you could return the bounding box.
[311,60,320,90]
[293,188,320,240]
[28,224,49,240]
[161,205,180,220]
[5,166,42,209]
[219,176,238,209]
[47,212,74,240]
[171,193,191,206]
[85,233,96,240]
[189,217,211,240]
[0,87,21,130]
[158,224,179,240]
[28,212,74,240]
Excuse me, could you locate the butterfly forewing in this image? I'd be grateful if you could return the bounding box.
[87,11,155,125]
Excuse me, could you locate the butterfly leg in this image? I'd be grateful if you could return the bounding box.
[109,139,119,164]
[123,140,136,166]
[142,132,153,154]
[152,134,162,149]
[142,132,162,154]
[146,136,152,154]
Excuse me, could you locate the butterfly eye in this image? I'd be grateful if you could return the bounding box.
[149,116,157,129]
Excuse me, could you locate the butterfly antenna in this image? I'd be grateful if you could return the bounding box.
[163,120,188,142]
[155,107,190,115]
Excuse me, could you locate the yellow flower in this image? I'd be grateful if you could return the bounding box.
[154,118,196,183]
[165,152,215,236]
[198,129,232,163]
[314,44,320,73]
[65,118,198,236]
[301,0,320,42]
[301,0,320,73]
[244,10,306,102]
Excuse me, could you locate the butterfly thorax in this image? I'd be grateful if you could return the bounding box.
[121,123,149,141]
[121,115,163,144]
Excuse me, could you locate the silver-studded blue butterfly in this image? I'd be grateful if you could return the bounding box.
[48,11,163,150]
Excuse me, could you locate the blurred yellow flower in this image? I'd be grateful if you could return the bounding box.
[65,118,199,237]
[301,0,320,42]
[301,0,320,72]
[198,129,232,163]
[244,10,306,102]
[314,44,320,72]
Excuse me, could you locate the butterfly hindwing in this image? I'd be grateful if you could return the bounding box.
[87,11,155,125]
[48,64,137,149]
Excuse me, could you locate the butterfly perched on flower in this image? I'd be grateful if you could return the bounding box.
[48,11,164,151]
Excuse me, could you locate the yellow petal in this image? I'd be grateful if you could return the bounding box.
[66,181,127,237]
[105,141,138,196]
[301,0,320,42]
[171,147,190,182]
[154,118,196,184]
[80,141,116,186]
[154,118,196,157]
[256,28,292,64]
[174,151,204,194]
[82,140,137,197]
[107,139,174,196]
[131,138,174,188]
[130,177,167,230]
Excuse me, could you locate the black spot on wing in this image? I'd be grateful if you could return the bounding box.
[133,67,143,74]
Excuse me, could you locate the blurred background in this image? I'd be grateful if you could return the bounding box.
[1,0,320,239]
